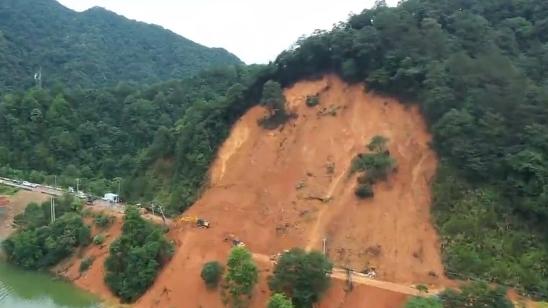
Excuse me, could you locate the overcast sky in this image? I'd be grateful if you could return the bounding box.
[56,0,398,64]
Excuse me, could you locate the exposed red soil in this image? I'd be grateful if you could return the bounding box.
[53,210,123,305]
[320,279,409,308]
[134,75,447,307]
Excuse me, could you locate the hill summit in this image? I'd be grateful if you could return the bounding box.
[0,0,242,90]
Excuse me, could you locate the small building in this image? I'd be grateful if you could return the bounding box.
[102,193,119,203]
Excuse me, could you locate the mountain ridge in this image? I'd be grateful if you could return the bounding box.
[0,0,242,91]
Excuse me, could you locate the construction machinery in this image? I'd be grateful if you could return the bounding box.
[178,216,210,228]
[224,234,245,247]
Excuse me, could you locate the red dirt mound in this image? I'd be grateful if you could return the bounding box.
[135,75,446,307]
[53,211,123,304]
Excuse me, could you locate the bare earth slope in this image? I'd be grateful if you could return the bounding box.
[137,75,445,307]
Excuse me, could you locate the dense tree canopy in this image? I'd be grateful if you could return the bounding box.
[0,0,241,91]
[0,66,266,215]
[2,195,90,270]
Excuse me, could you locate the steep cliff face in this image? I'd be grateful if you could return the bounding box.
[135,75,445,307]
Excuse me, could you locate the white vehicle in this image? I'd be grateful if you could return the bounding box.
[102,193,119,203]
[22,181,35,187]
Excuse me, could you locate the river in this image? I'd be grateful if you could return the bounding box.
[0,261,101,308]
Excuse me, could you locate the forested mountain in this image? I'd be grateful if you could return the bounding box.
[0,65,263,199]
[1,0,547,300]
[0,0,241,91]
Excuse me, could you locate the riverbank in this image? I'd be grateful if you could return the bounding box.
[0,190,108,307]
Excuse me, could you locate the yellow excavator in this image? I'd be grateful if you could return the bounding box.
[178,216,210,228]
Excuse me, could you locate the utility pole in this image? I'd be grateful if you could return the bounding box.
[158,205,166,225]
[322,238,327,255]
[34,67,42,89]
[117,178,121,199]
[50,196,56,224]
[76,178,79,194]
[54,175,56,189]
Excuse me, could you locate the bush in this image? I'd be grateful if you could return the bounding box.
[269,248,332,307]
[79,256,94,273]
[405,296,442,308]
[93,234,105,245]
[94,214,113,228]
[306,95,320,107]
[439,282,513,308]
[201,261,223,289]
[351,136,396,200]
[351,153,396,181]
[104,206,174,303]
[367,135,389,154]
[0,184,19,195]
[355,183,374,199]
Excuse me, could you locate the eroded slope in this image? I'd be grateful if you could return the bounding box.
[137,75,445,307]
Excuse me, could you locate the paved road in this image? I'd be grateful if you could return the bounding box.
[0,177,64,197]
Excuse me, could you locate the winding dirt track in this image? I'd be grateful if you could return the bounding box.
[134,75,446,307]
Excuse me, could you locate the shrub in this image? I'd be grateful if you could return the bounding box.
[201,261,223,289]
[306,95,320,107]
[439,282,513,308]
[94,214,113,228]
[79,256,94,272]
[355,183,374,199]
[268,293,294,308]
[93,234,105,245]
[367,135,389,153]
[405,296,443,308]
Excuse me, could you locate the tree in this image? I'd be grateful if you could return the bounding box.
[261,80,287,118]
[440,282,513,308]
[405,297,443,308]
[225,246,259,304]
[268,293,294,308]
[201,261,224,289]
[268,248,332,308]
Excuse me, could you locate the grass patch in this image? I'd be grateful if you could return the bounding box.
[0,184,19,195]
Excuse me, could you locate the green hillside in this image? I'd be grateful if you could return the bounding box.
[0,0,241,91]
[0,0,546,301]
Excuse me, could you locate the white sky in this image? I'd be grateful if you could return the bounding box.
[56,0,399,64]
